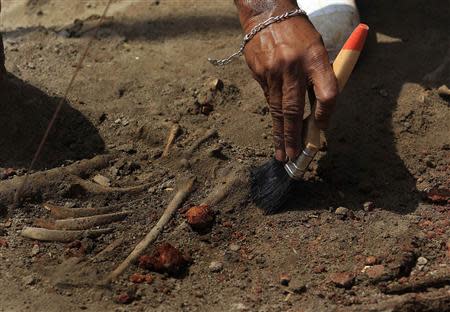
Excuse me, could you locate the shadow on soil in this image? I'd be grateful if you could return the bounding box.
[285,0,449,215]
[0,73,105,169]
[2,14,241,42]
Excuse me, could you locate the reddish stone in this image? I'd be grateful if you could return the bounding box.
[222,221,233,228]
[365,256,378,266]
[129,273,153,284]
[418,220,433,229]
[365,265,385,279]
[185,205,214,230]
[144,274,154,284]
[0,239,8,247]
[424,187,450,204]
[129,273,145,283]
[139,243,188,275]
[115,293,134,304]
[2,168,16,179]
[329,272,355,289]
[231,231,244,240]
[398,277,409,284]
[313,265,327,274]
[439,219,450,227]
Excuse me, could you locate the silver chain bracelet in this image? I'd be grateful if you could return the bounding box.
[208,8,307,66]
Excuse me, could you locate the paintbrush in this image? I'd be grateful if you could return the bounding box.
[251,23,369,214]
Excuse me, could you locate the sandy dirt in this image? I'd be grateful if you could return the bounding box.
[0,0,449,311]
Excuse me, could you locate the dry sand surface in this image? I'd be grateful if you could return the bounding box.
[0,1,449,311]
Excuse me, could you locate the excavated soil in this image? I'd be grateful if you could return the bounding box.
[0,1,449,311]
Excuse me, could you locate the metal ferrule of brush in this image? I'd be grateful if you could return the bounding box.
[284,146,318,180]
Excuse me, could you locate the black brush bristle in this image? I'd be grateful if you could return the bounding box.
[250,158,294,214]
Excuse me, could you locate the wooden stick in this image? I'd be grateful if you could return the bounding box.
[162,123,181,157]
[21,227,113,242]
[54,211,129,230]
[105,177,195,282]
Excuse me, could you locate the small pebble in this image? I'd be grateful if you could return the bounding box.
[417,256,428,266]
[229,244,241,252]
[31,244,40,256]
[329,272,354,289]
[208,78,224,91]
[23,275,37,286]
[363,201,375,212]
[335,207,349,215]
[93,174,111,187]
[365,256,378,266]
[365,265,385,279]
[209,261,223,273]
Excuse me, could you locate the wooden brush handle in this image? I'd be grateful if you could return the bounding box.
[303,24,369,150]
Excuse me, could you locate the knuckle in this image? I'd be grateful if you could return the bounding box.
[269,106,283,119]
[280,49,299,65]
[319,86,338,105]
[269,102,283,116]
[282,101,302,117]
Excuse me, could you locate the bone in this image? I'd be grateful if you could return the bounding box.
[21,227,113,242]
[54,211,129,230]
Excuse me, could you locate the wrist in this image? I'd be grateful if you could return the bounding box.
[235,0,299,32]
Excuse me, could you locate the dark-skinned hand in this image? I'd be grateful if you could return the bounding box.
[235,0,338,161]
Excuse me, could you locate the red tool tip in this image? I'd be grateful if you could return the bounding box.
[343,23,369,52]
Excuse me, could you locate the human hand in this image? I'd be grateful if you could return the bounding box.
[236,0,338,161]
